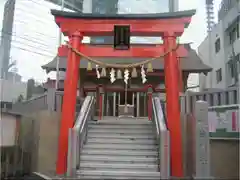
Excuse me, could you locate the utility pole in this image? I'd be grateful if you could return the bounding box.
[55,0,65,90]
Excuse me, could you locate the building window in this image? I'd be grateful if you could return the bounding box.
[237,54,240,75]
[215,38,221,53]
[216,68,222,83]
[228,54,240,80]
[228,59,235,78]
[229,22,239,44]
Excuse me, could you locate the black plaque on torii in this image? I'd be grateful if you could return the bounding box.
[114,25,130,50]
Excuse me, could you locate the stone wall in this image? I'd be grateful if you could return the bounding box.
[210,139,239,179]
[19,110,60,175]
[182,113,239,179]
[34,111,60,175]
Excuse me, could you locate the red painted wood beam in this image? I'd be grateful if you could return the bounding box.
[58,44,188,58]
[55,17,192,36]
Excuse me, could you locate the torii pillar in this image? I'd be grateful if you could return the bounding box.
[56,32,83,175]
[51,9,196,177]
[163,32,183,177]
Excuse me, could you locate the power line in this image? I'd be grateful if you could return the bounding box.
[21,0,57,10]
[12,19,58,40]
[22,0,82,13]
[0,35,56,55]
[0,36,56,57]
[0,1,62,58]
[11,42,55,56]
[27,0,58,8]
[15,7,56,25]
[28,0,83,12]
[1,30,58,49]
[11,45,55,58]
[3,0,59,39]
[10,1,59,40]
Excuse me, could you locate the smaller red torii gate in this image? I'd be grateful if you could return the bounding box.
[51,9,196,177]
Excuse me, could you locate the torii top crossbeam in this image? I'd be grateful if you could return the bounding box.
[51,9,196,178]
[53,9,195,59]
[52,9,195,36]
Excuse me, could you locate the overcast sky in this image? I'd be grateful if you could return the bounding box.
[0,0,222,86]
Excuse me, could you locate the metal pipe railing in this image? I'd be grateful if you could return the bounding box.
[66,95,95,177]
[152,97,170,179]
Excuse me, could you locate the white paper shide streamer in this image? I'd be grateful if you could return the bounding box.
[124,69,129,84]
[141,65,147,83]
[110,68,116,83]
[96,65,100,79]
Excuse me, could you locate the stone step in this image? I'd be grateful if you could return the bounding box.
[88,128,153,134]
[81,149,158,157]
[76,175,160,179]
[87,137,156,145]
[80,155,158,164]
[79,162,158,172]
[84,143,157,150]
[88,124,153,129]
[90,118,151,125]
[76,117,160,179]
[87,133,155,140]
[77,170,161,179]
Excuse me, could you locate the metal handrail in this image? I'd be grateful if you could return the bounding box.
[67,95,95,177]
[73,96,93,129]
[152,96,170,179]
[153,98,167,131]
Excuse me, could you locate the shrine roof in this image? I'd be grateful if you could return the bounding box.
[42,44,212,74]
[51,9,195,25]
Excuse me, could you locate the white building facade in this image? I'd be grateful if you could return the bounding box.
[198,0,240,90]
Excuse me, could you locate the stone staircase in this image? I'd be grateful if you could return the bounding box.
[77,117,161,179]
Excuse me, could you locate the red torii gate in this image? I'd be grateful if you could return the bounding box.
[51,9,196,177]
